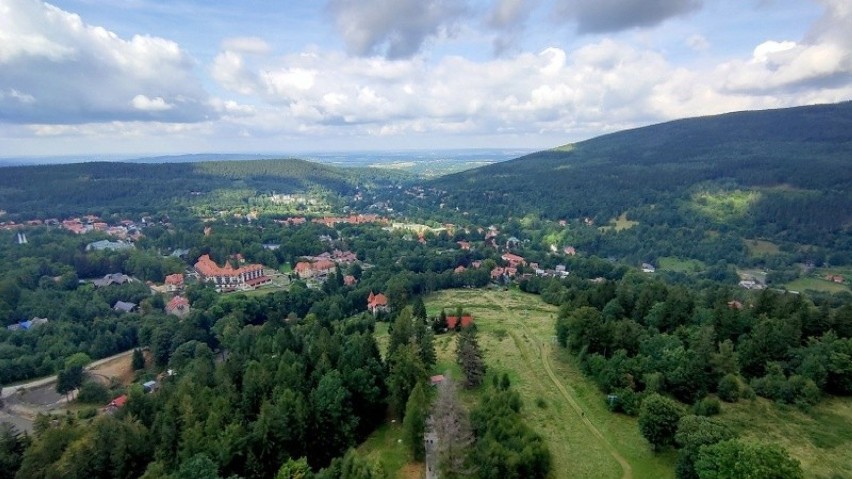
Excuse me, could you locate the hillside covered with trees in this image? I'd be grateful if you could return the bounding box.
[430,102,852,255]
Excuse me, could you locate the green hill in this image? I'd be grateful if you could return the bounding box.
[431,102,852,258]
[0,158,406,218]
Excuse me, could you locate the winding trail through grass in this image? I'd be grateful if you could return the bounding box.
[483,291,633,479]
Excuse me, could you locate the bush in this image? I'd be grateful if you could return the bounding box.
[717,374,740,403]
[693,397,721,417]
[76,380,111,404]
[77,407,97,419]
[607,388,644,416]
[638,393,684,450]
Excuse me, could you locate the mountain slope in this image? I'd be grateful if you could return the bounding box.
[432,102,852,249]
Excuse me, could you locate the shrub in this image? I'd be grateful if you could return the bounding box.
[693,397,721,417]
[76,380,111,404]
[717,374,740,403]
[607,388,644,416]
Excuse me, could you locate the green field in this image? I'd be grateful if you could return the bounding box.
[692,189,761,222]
[658,256,706,273]
[601,213,639,232]
[368,288,674,479]
[786,277,850,294]
[745,238,781,255]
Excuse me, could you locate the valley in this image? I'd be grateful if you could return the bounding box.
[0,102,850,479]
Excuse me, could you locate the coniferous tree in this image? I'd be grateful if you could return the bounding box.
[457,327,485,389]
[132,348,146,371]
[403,382,429,461]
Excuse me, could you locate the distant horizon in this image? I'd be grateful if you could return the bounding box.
[0,147,538,167]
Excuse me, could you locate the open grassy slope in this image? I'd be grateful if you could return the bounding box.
[368,289,675,479]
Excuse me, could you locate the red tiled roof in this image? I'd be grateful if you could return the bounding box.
[167,296,189,310]
[165,273,184,285]
[502,253,525,264]
[368,292,388,310]
[195,254,262,278]
[314,259,336,271]
[109,395,128,408]
[446,315,474,329]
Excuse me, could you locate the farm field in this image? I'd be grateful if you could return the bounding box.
[369,288,674,479]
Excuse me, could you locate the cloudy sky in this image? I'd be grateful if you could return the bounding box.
[1,0,850,157]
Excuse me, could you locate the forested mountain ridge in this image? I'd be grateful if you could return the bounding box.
[431,102,852,251]
[0,158,407,219]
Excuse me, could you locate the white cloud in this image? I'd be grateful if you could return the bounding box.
[716,0,852,94]
[3,0,851,155]
[686,34,710,52]
[221,36,271,55]
[131,94,173,111]
[211,50,259,95]
[752,40,796,62]
[0,0,212,124]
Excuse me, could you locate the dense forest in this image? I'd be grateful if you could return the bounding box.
[428,102,852,256]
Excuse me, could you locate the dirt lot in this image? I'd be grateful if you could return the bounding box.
[88,351,137,386]
[0,349,141,434]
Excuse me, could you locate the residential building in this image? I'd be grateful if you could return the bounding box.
[367,292,389,314]
[195,254,270,292]
[166,296,191,318]
[164,273,184,292]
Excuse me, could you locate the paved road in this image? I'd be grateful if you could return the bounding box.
[1,349,137,399]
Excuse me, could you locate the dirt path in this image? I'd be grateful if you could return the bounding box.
[1,348,138,399]
[484,291,633,479]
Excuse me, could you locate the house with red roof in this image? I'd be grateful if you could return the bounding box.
[367,292,389,315]
[501,253,526,267]
[446,315,474,330]
[195,254,269,292]
[166,296,191,318]
[104,394,128,414]
[164,273,184,292]
[294,259,336,278]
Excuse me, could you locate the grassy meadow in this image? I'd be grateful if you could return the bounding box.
[658,256,706,273]
[786,277,850,294]
[370,288,674,479]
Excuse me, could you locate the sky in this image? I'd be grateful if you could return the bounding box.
[0,0,851,157]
